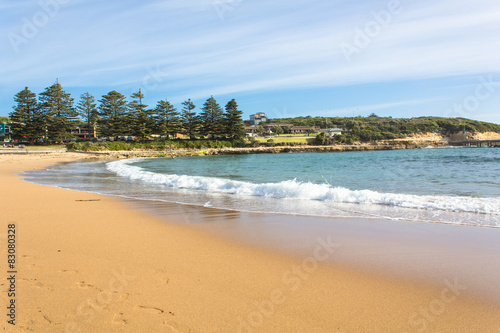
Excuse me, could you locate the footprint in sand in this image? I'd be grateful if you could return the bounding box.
[30,280,55,291]
[112,312,127,325]
[75,281,101,291]
[76,281,88,288]
[114,292,131,302]
[164,320,195,333]
[151,269,171,287]
[155,277,170,287]
[32,281,44,288]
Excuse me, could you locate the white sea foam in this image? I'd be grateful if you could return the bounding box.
[106,159,500,216]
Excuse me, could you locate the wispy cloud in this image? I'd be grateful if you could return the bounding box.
[1,0,499,122]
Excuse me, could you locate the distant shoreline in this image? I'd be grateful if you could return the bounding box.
[0,141,470,158]
[2,134,498,159]
[62,139,455,159]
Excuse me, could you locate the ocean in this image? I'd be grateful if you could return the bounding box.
[24,147,500,228]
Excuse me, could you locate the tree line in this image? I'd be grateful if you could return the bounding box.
[8,81,246,142]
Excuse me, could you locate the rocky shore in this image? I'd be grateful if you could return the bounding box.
[57,138,451,159]
[7,131,498,159]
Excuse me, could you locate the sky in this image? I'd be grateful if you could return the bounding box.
[1,0,500,123]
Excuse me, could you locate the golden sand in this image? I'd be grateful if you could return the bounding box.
[1,153,499,332]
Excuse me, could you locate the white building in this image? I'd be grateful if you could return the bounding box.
[327,128,343,137]
[250,113,267,125]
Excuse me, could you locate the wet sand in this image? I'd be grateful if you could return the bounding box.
[124,198,500,304]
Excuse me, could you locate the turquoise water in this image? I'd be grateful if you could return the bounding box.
[25,147,500,227]
[135,148,500,197]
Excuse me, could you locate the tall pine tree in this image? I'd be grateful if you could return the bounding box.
[199,96,224,138]
[9,87,43,141]
[38,80,77,142]
[181,99,199,139]
[154,98,179,139]
[76,92,99,139]
[98,91,128,138]
[129,89,153,140]
[224,99,245,139]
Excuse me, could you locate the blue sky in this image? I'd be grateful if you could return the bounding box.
[1,0,500,123]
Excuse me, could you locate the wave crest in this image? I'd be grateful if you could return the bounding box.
[106,159,500,215]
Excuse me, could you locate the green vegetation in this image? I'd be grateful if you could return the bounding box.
[76,92,98,138]
[269,115,500,144]
[154,98,179,139]
[39,81,78,142]
[181,99,199,140]
[10,87,41,141]
[66,139,245,151]
[129,89,153,140]
[8,81,246,144]
[224,99,246,140]
[199,96,224,137]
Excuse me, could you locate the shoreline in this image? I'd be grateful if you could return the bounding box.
[1,153,500,332]
[61,141,455,158]
[1,138,495,160]
[2,130,499,159]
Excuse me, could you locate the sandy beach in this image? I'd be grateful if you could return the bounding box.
[1,153,500,332]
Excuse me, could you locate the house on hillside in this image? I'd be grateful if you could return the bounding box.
[245,125,257,133]
[290,126,313,134]
[327,128,343,137]
[250,113,267,125]
[263,123,294,131]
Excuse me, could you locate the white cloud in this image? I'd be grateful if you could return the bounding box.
[1,0,499,122]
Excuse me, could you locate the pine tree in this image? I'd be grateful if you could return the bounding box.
[154,99,179,139]
[224,99,245,139]
[38,80,77,142]
[181,99,199,139]
[98,91,128,138]
[129,89,153,140]
[199,96,224,138]
[76,92,99,139]
[9,87,43,141]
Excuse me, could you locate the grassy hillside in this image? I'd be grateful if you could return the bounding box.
[267,115,500,143]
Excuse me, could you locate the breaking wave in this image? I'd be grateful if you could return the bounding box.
[107,159,500,216]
